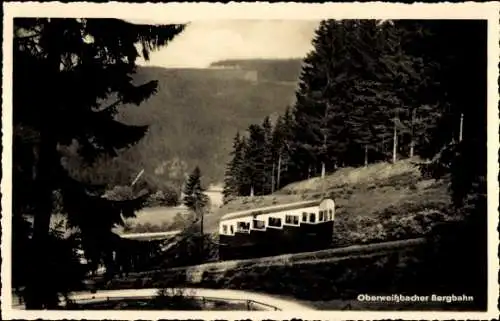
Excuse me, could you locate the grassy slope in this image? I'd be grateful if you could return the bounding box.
[207,158,451,238]
[115,59,303,184]
[115,158,451,248]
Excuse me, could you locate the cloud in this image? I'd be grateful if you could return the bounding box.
[136,20,320,68]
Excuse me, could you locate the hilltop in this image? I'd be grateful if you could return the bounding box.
[210,58,304,83]
[115,59,304,185]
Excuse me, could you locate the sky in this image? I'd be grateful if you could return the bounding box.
[134,20,320,68]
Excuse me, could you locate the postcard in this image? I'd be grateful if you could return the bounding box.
[2,2,499,320]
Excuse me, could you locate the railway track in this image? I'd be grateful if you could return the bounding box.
[181,237,426,273]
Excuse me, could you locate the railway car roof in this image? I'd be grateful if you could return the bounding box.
[220,198,329,221]
[119,230,181,241]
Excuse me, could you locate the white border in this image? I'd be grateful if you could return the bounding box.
[2,2,499,320]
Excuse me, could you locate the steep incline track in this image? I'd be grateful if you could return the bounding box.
[96,237,426,285]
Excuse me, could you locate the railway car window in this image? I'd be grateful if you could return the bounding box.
[230,225,234,234]
[309,213,316,223]
[285,215,299,225]
[222,225,228,234]
[237,222,250,232]
[302,212,307,222]
[329,209,333,220]
[319,211,324,221]
[268,217,282,227]
[253,219,265,229]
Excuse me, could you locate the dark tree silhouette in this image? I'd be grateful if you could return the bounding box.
[223,132,247,202]
[13,18,184,308]
[183,166,209,214]
[183,166,209,261]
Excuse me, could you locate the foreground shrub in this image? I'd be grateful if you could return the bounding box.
[152,288,201,310]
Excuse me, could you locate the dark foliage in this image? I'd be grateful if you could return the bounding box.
[183,166,209,213]
[12,18,183,308]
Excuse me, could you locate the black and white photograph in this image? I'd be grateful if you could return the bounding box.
[2,2,499,320]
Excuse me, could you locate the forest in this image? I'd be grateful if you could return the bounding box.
[223,19,487,200]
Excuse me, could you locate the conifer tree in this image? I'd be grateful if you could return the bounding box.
[242,124,267,195]
[289,20,354,178]
[13,18,183,308]
[183,166,209,261]
[271,107,295,188]
[223,132,246,201]
[183,166,209,214]
[343,20,389,165]
[271,116,285,191]
[261,116,274,194]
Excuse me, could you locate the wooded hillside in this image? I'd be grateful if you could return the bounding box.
[73,59,303,190]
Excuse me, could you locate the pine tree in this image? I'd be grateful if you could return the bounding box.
[223,132,246,202]
[183,166,209,262]
[289,20,354,178]
[242,124,267,195]
[183,166,209,214]
[271,107,295,189]
[261,116,274,194]
[344,20,438,164]
[13,18,183,308]
[378,21,446,162]
[343,20,389,165]
[271,116,284,191]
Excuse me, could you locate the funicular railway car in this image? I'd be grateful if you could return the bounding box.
[218,198,335,260]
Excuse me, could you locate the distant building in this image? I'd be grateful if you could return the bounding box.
[207,66,258,83]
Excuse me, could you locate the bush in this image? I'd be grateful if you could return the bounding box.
[146,189,180,207]
[152,288,201,310]
[195,249,425,302]
[332,203,454,247]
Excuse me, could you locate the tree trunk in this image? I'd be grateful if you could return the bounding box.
[271,161,275,193]
[250,185,254,197]
[392,116,398,164]
[364,145,368,167]
[25,25,62,308]
[307,165,311,179]
[198,202,204,264]
[25,132,58,309]
[409,108,416,158]
[321,123,327,179]
[131,169,144,186]
[459,112,464,142]
[276,154,282,190]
